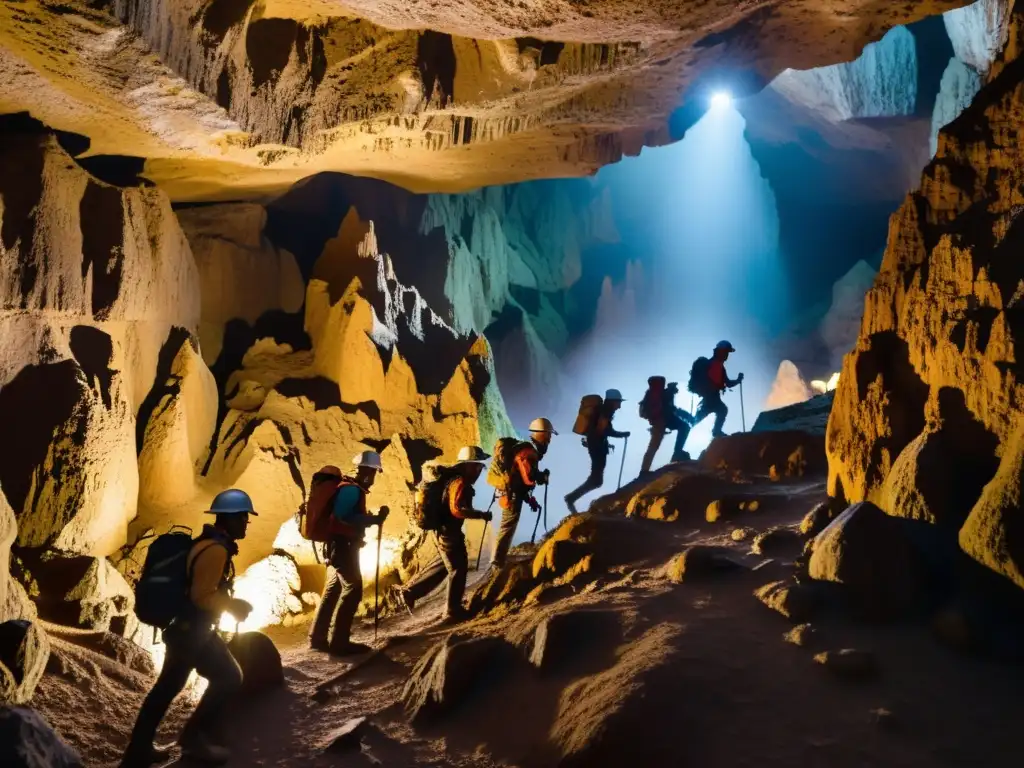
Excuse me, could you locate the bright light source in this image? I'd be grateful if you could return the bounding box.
[710,91,732,110]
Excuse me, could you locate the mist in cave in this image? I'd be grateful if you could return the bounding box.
[498,95,791,543]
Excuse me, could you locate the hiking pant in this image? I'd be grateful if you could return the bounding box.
[309,537,363,649]
[125,620,242,754]
[402,528,469,617]
[565,440,608,507]
[492,495,524,569]
[695,391,728,436]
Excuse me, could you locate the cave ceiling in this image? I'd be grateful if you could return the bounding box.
[0,0,975,201]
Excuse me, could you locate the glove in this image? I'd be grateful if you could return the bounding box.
[482,511,493,522]
[622,431,631,438]
[537,469,550,486]
[527,497,541,512]
[737,373,745,383]
[227,598,252,622]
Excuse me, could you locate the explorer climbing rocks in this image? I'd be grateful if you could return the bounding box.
[689,340,744,439]
[308,451,390,656]
[639,378,694,475]
[392,446,493,625]
[120,489,256,768]
[565,389,630,514]
[489,417,555,569]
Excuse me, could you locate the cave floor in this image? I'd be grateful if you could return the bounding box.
[34,469,1024,767]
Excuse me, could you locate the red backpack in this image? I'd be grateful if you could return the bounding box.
[299,466,361,542]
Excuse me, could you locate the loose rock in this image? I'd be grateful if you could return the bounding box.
[0,706,82,767]
[783,623,817,647]
[0,621,50,705]
[813,648,878,681]
[731,527,754,542]
[754,580,818,623]
[227,631,284,695]
[665,546,745,584]
[800,499,841,537]
[324,717,368,752]
[751,527,802,557]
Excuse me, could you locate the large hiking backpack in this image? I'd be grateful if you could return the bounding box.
[687,357,712,396]
[488,437,530,493]
[299,469,360,542]
[572,394,604,435]
[134,527,195,629]
[639,377,666,421]
[412,464,460,530]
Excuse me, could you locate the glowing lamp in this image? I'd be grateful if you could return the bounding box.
[710,91,732,110]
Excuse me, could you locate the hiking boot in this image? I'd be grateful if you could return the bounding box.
[309,637,330,652]
[670,451,691,463]
[118,742,174,768]
[711,430,728,439]
[564,495,578,515]
[329,641,374,656]
[179,735,229,766]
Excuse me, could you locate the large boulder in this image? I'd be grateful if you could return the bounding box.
[0,486,33,623]
[625,467,726,523]
[809,502,924,618]
[699,429,827,478]
[0,706,82,767]
[227,631,284,695]
[0,621,49,704]
[401,635,521,723]
[527,610,621,673]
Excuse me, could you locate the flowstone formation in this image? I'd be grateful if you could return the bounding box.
[0,0,975,199]
[827,3,1024,603]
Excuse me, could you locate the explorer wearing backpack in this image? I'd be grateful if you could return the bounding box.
[564,389,630,514]
[121,489,256,768]
[307,451,390,655]
[690,340,744,438]
[489,418,555,570]
[391,446,493,624]
[640,379,695,474]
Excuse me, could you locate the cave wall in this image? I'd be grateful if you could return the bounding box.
[827,2,1024,594]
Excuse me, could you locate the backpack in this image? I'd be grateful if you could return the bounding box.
[412,464,461,531]
[488,437,531,493]
[640,377,666,421]
[572,394,604,435]
[687,357,712,396]
[133,527,196,629]
[299,469,360,542]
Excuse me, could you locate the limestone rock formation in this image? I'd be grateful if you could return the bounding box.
[826,8,1024,597]
[944,0,1011,73]
[769,27,919,123]
[0,0,975,199]
[930,57,983,156]
[820,260,878,370]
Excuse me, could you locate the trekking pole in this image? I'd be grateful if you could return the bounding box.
[373,523,383,642]
[542,482,548,534]
[530,496,542,544]
[740,379,746,433]
[617,435,628,490]
[476,492,495,570]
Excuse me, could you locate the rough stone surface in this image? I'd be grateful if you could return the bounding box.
[930,57,983,156]
[783,622,818,647]
[750,394,835,439]
[825,12,1024,597]
[25,554,134,633]
[0,621,49,705]
[820,260,877,370]
[751,527,803,557]
[809,502,923,618]
[944,0,1011,73]
[0,706,83,767]
[324,718,368,752]
[799,499,843,538]
[528,610,620,673]
[0,0,972,199]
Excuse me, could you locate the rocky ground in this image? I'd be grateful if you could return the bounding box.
[27,432,1024,768]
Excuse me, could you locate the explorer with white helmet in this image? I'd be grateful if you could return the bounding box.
[393,445,493,625]
[308,448,390,657]
[487,417,556,571]
[564,388,631,514]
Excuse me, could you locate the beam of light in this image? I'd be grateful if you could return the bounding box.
[710,90,733,110]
